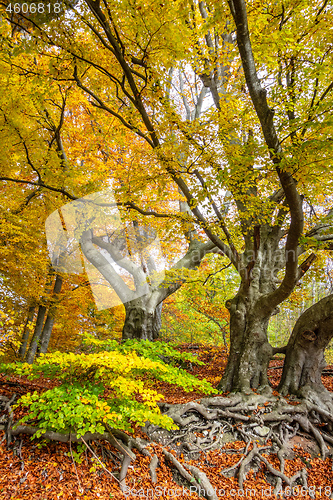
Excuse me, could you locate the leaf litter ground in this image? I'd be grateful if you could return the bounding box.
[1,344,333,499]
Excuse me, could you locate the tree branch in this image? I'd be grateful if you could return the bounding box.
[228,0,304,313]
[80,229,135,303]
[296,253,317,281]
[91,235,148,294]
[73,66,155,148]
[0,177,77,200]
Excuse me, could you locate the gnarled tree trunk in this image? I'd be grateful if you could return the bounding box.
[217,291,273,395]
[80,227,215,343]
[279,294,333,408]
[122,297,162,341]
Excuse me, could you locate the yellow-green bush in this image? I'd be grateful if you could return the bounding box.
[2,340,217,438]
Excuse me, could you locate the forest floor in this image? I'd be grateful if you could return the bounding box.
[1,344,333,499]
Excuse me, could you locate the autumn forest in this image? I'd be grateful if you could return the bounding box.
[1,0,333,498]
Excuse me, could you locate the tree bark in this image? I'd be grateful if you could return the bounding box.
[18,305,35,360]
[25,272,61,363]
[217,292,273,395]
[122,297,162,341]
[152,302,162,340]
[80,224,216,342]
[279,294,333,405]
[25,304,47,364]
[37,274,63,356]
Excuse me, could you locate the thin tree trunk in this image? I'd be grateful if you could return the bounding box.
[37,275,63,356]
[18,305,35,360]
[25,271,55,364]
[25,305,48,364]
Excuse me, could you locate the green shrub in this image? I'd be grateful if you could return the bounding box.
[2,340,216,438]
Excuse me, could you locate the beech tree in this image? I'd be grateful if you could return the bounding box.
[0,70,123,358]
[1,0,333,400]
[4,3,333,493]
[0,20,218,348]
[46,192,217,341]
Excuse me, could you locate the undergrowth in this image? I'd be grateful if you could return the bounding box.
[1,339,217,440]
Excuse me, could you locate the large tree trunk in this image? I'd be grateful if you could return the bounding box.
[217,292,273,395]
[122,297,162,341]
[279,294,333,407]
[152,302,162,340]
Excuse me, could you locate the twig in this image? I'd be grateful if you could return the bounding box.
[80,437,120,484]
[69,438,83,493]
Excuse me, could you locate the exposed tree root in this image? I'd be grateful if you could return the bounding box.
[2,391,333,496]
[184,463,218,500]
[162,448,200,488]
[221,439,252,475]
[149,454,158,483]
[146,393,333,493]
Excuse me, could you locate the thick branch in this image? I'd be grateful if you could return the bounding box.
[0,177,77,200]
[297,252,317,281]
[228,0,303,313]
[92,235,148,294]
[80,229,135,302]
